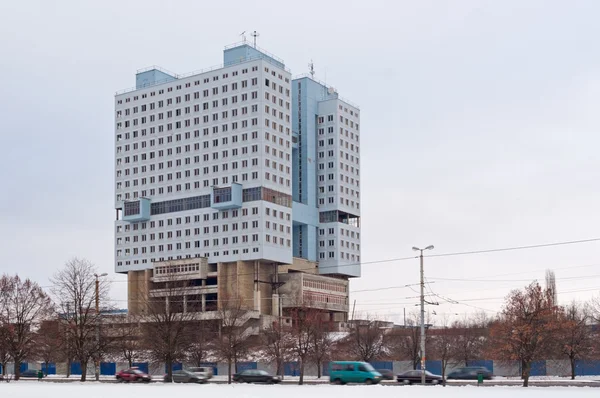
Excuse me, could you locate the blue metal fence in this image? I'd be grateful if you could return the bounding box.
[101,362,116,375]
[284,362,299,376]
[576,360,600,376]
[41,363,56,375]
[417,360,442,375]
[70,362,82,375]
[236,362,257,372]
[132,362,149,374]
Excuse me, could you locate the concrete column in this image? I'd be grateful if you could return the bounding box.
[183,295,187,313]
[254,260,261,311]
[201,279,206,312]
[272,293,280,317]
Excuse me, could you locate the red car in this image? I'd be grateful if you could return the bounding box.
[116,367,152,383]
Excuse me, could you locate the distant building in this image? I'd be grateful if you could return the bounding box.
[113,42,361,328]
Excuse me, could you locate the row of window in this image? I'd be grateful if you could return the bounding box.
[319,227,360,239]
[118,63,288,101]
[115,246,264,267]
[317,252,360,262]
[302,291,348,306]
[116,234,291,257]
[317,115,359,131]
[117,162,291,189]
[318,126,360,143]
[117,128,287,151]
[117,206,291,231]
[116,220,292,244]
[302,279,347,293]
[154,263,201,275]
[116,142,290,166]
[118,68,289,106]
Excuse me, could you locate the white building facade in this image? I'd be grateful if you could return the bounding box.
[114,43,361,319]
[114,44,293,272]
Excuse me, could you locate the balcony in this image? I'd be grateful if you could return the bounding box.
[211,183,242,210]
[123,198,151,222]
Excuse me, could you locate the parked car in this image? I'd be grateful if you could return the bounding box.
[164,369,207,383]
[116,367,152,383]
[447,367,492,380]
[188,366,214,379]
[396,370,443,385]
[232,369,281,384]
[376,369,394,380]
[19,369,42,378]
[329,361,382,385]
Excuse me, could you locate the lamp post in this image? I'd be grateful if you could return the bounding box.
[94,272,108,381]
[412,245,434,385]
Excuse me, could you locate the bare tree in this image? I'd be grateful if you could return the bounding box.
[142,270,195,382]
[0,275,54,380]
[347,318,386,363]
[311,318,334,378]
[429,316,457,382]
[388,313,421,369]
[262,319,293,378]
[0,325,10,378]
[289,306,320,385]
[188,320,217,367]
[51,258,111,381]
[36,320,63,376]
[215,296,253,384]
[488,282,557,387]
[450,314,487,367]
[111,314,143,368]
[556,301,593,380]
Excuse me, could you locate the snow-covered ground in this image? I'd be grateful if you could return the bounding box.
[3,383,600,398]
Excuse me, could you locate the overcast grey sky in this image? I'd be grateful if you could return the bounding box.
[1,0,599,323]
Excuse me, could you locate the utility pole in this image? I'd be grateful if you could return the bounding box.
[412,245,434,385]
[94,273,107,381]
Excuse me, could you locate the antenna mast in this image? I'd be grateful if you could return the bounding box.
[309,60,315,79]
[240,31,247,43]
[251,31,260,48]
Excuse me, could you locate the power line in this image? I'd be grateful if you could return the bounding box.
[427,237,600,258]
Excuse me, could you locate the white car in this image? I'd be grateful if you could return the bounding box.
[188,366,214,379]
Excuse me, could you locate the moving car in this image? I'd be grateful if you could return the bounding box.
[188,366,214,379]
[164,369,207,383]
[233,369,281,384]
[396,370,443,385]
[376,369,394,380]
[116,367,152,383]
[447,367,493,380]
[329,361,382,385]
[19,369,42,378]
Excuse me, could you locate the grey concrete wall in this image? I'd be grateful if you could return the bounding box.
[546,360,570,377]
[493,360,520,377]
[392,361,414,374]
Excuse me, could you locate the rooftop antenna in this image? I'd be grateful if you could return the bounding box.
[309,60,315,79]
[240,31,247,43]
[251,31,260,48]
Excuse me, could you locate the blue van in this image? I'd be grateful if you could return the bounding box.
[329,361,383,385]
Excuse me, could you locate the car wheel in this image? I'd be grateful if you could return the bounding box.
[333,378,343,385]
[365,379,373,385]
[432,379,439,385]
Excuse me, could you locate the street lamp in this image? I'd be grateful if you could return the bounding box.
[412,245,434,385]
[94,273,108,381]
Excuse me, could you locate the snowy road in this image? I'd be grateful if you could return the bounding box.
[3,383,600,398]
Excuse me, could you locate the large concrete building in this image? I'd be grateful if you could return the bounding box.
[114,42,361,325]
